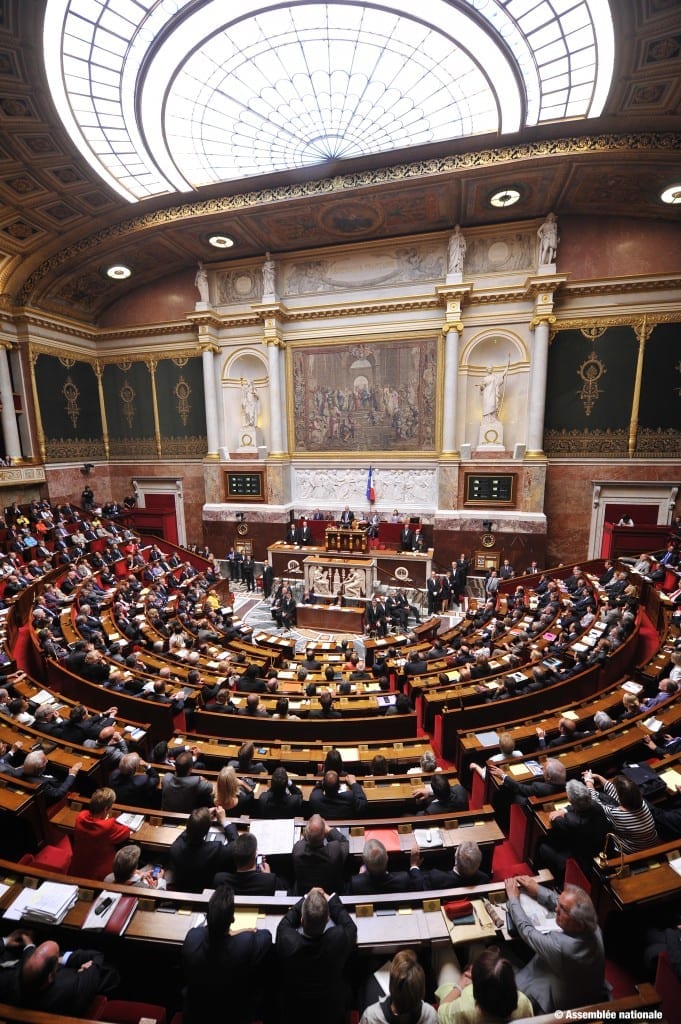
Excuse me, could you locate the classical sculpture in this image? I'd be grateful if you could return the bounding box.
[537,212,558,266]
[479,364,508,422]
[194,262,209,304]
[241,379,259,427]
[262,252,276,298]
[447,225,466,275]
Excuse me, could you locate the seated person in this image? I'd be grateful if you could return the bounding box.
[69,787,131,881]
[348,839,424,895]
[104,844,166,889]
[167,806,237,892]
[361,948,437,1024]
[435,946,532,1024]
[535,779,608,885]
[416,773,469,815]
[256,766,303,818]
[583,771,659,853]
[182,884,272,1024]
[308,769,367,819]
[7,941,119,1016]
[420,840,489,890]
[504,875,606,1014]
[214,831,284,895]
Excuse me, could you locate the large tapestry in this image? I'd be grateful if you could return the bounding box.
[34,354,105,461]
[156,356,207,458]
[291,338,438,453]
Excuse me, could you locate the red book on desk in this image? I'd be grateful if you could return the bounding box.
[363,828,401,852]
[105,895,138,935]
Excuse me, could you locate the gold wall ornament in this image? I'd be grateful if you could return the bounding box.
[62,376,80,428]
[174,375,192,426]
[58,357,75,369]
[579,326,607,343]
[171,357,189,367]
[116,360,132,372]
[120,379,136,429]
[577,352,606,416]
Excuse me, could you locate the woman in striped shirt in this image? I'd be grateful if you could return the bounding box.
[584,772,659,853]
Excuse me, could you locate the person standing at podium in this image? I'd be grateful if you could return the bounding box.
[400,522,414,551]
[339,505,354,525]
[299,518,312,545]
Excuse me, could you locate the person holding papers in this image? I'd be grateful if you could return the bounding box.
[504,876,606,1014]
[70,787,131,881]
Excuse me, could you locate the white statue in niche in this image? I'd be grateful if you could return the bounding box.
[479,364,508,422]
[194,262,209,304]
[537,212,559,267]
[447,225,467,276]
[261,252,276,299]
[240,379,259,427]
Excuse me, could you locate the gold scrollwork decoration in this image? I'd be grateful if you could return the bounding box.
[577,351,606,416]
[120,380,136,429]
[58,357,76,369]
[62,376,80,428]
[171,357,189,367]
[579,327,607,343]
[174,376,192,426]
[117,360,132,372]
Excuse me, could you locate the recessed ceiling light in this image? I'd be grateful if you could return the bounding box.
[106,264,132,279]
[660,184,681,205]
[489,188,521,208]
[209,234,235,248]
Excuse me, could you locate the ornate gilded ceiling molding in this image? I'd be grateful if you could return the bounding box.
[563,275,681,298]
[17,131,681,304]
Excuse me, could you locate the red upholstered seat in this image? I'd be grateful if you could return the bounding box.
[91,997,167,1024]
[655,951,681,1023]
[564,857,591,895]
[18,837,72,874]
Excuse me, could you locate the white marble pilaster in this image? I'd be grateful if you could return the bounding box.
[0,343,21,460]
[201,344,220,458]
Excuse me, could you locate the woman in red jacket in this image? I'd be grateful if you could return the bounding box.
[70,787,131,880]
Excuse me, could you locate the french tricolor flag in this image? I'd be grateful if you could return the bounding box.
[366,466,376,504]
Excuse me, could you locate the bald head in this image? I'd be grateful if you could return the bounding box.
[305,814,327,847]
[20,941,60,996]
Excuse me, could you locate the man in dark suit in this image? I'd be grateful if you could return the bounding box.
[275,888,357,1024]
[308,770,367,819]
[182,883,272,1024]
[167,806,237,892]
[292,813,349,895]
[256,767,303,819]
[419,839,490,890]
[489,757,566,831]
[365,595,387,637]
[308,691,342,719]
[161,749,214,812]
[109,752,160,809]
[11,942,119,1016]
[339,506,354,525]
[299,518,312,544]
[214,832,283,895]
[348,838,424,895]
[12,750,82,806]
[412,526,427,552]
[426,570,442,615]
[400,522,414,551]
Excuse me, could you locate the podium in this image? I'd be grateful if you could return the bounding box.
[325,525,368,553]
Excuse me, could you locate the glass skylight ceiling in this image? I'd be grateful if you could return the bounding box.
[43,0,614,203]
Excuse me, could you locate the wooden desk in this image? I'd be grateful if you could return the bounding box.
[296,603,365,633]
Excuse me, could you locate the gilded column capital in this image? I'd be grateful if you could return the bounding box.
[264,337,286,349]
[530,313,556,330]
[199,341,220,355]
[443,322,464,335]
[0,339,13,352]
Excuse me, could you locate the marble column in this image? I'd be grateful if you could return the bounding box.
[441,326,461,455]
[266,339,284,455]
[527,316,551,456]
[0,343,21,460]
[201,343,220,459]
